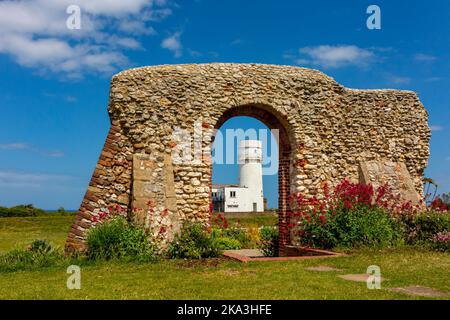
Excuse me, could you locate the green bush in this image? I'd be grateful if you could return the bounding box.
[0,204,46,217]
[0,240,65,272]
[168,222,221,259]
[294,205,402,250]
[296,212,338,249]
[86,217,155,262]
[332,206,401,248]
[213,237,242,250]
[29,239,53,254]
[258,227,279,257]
[219,227,250,247]
[398,211,450,245]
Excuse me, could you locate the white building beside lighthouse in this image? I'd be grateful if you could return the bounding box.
[212,140,265,213]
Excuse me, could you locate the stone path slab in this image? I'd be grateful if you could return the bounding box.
[389,286,449,297]
[225,249,265,258]
[305,266,343,272]
[338,274,386,282]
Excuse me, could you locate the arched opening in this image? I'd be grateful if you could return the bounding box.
[211,104,293,255]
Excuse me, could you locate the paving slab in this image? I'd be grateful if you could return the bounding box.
[338,274,386,282]
[223,248,345,262]
[389,286,449,297]
[225,249,265,258]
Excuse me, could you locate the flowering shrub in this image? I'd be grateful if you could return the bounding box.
[212,213,251,248]
[213,213,229,229]
[167,222,221,259]
[430,198,449,212]
[398,211,450,245]
[258,226,279,257]
[96,201,175,255]
[288,179,450,251]
[289,180,403,249]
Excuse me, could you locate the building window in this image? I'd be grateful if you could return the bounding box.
[230,191,236,198]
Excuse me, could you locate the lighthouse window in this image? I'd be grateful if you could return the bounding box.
[230,191,236,198]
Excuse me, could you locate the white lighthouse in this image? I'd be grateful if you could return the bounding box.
[238,140,264,212]
[211,140,265,213]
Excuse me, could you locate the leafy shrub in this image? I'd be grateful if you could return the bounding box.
[212,213,253,248]
[258,227,279,257]
[213,237,242,250]
[220,227,250,247]
[398,211,450,245]
[86,216,155,262]
[331,206,400,248]
[246,226,261,248]
[29,239,53,254]
[168,222,221,259]
[0,204,46,217]
[0,240,64,272]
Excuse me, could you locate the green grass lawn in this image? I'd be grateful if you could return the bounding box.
[0,213,449,300]
[0,214,76,253]
[1,249,449,300]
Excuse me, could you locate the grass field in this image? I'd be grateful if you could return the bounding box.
[212,211,278,228]
[0,213,449,300]
[0,214,76,254]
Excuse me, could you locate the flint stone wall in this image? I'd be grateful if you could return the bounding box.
[66,63,430,253]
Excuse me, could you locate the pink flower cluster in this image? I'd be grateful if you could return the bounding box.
[288,179,439,233]
[433,232,450,243]
[92,204,126,223]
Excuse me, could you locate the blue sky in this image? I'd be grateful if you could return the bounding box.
[0,0,449,209]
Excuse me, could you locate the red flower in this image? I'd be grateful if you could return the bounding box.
[319,215,327,224]
[344,200,353,210]
[159,226,167,234]
[99,212,108,220]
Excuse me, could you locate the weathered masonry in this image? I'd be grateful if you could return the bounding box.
[66,63,431,254]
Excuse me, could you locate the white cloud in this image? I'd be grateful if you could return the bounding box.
[291,45,375,68]
[230,38,244,46]
[414,53,437,62]
[387,75,412,85]
[430,125,444,132]
[161,32,182,57]
[425,77,442,83]
[117,20,156,35]
[0,171,72,188]
[0,142,64,157]
[0,143,29,150]
[0,0,171,77]
[65,96,77,103]
[188,49,202,57]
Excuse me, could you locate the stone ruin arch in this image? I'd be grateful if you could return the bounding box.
[66,63,430,254]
